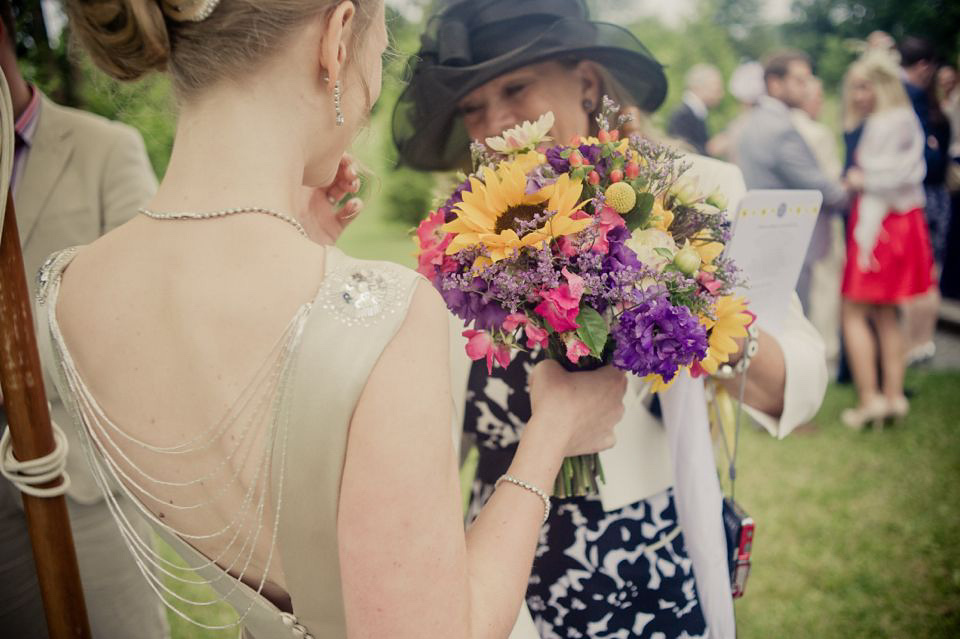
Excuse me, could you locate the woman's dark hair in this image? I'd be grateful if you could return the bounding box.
[899,36,936,68]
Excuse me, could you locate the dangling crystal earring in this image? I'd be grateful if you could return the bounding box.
[582,99,594,112]
[333,80,344,127]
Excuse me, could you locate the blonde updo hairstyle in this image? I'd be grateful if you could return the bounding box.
[66,0,379,98]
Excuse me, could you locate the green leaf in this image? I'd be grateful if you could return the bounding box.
[635,192,655,216]
[621,191,656,232]
[575,307,610,358]
[654,247,675,260]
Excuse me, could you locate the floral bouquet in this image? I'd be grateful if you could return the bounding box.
[415,98,753,498]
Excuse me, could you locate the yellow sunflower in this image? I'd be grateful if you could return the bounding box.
[443,161,592,263]
[644,371,684,393]
[698,296,752,375]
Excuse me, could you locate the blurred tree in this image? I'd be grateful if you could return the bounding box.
[376,2,438,227]
[784,0,960,86]
[630,0,742,135]
[12,0,76,105]
[712,0,781,60]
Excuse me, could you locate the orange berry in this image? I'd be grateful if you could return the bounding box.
[610,169,624,183]
[597,130,611,143]
[588,171,601,185]
[625,161,640,179]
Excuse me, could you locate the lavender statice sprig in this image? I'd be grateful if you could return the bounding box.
[595,95,620,131]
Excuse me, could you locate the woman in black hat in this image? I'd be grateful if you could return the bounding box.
[395,2,828,638]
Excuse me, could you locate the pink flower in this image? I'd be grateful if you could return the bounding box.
[562,267,585,299]
[556,235,579,257]
[590,206,627,255]
[416,210,453,278]
[535,268,585,333]
[503,313,528,332]
[524,323,550,349]
[463,329,511,374]
[697,270,723,295]
[565,337,592,364]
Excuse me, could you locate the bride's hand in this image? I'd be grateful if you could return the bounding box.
[528,360,626,457]
[299,154,364,244]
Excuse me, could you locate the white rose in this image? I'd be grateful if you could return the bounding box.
[625,228,677,270]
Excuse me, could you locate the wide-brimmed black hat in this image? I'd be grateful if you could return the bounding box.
[392,0,668,171]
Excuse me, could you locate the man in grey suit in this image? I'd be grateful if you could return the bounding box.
[0,3,169,637]
[736,50,848,313]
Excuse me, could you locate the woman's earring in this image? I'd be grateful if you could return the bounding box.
[582,98,594,112]
[334,80,344,127]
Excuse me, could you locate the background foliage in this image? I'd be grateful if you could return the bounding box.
[13,0,960,231]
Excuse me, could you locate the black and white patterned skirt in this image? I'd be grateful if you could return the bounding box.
[464,354,707,639]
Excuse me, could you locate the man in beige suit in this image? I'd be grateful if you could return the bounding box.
[0,3,169,636]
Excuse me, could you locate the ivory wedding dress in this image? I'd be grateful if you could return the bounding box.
[36,244,423,639]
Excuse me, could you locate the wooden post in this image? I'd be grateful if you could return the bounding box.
[0,190,91,638]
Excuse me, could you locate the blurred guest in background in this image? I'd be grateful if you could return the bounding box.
[667,63,724,155]
[939,61,960,300]
[708,60,764,163]
[840,51,933,429]
[791,75,846,377]
[866,30,898,55]
[899,37,951,365]
[737,50,847,208]
[0,1,168,636]
[736,50,849,312]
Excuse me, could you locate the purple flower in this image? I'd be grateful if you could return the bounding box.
[546,147,571,174]
[545,144,609,176]
[603,226,643,273]
[612,291,708,381]
[439,279,509,331]
[440,178,473,222]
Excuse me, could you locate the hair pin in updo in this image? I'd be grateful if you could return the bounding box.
[160,0,223,22]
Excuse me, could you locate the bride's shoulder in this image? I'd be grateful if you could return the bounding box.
[36,245,84,306]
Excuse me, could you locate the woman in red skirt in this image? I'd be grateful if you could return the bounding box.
[841,51,934,429]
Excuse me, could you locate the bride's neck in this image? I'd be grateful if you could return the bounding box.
[150,85,317,217]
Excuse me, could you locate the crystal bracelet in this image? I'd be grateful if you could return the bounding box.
[495,474,551,524]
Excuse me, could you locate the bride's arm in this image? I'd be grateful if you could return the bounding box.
[339,282,623,639]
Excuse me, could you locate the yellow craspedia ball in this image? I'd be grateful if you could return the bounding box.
[604,181,637,214]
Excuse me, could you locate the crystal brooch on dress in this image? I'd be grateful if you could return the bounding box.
[318,265,403,327]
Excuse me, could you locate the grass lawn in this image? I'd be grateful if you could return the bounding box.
[734,368,960,638]
[162,368,960,638]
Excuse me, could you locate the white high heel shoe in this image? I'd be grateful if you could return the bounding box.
[841,396,888,431]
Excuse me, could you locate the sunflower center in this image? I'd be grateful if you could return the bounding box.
[495,204,547,236]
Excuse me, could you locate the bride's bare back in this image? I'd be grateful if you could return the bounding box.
[55,215,327,592]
